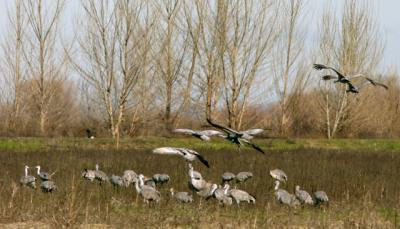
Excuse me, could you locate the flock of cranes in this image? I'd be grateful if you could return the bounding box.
[313,64,388,93]
[20,165,57,192]
[21,63,384,211]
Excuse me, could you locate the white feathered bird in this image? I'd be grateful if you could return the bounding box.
[152,147,210,168]
[173,129,223,141]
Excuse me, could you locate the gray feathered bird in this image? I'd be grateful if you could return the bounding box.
[110,175,124,187]
[170,188,193,203]
[274,181,300,207]
[173,129,223,141]
[236,171,253,183]
[153,147,210,168]
[206,118,265,154]
[94,164,109,183]
[212,184,233,206]
[35,165,55,181]
[136,174,161,203]
[20,165,36,189]
[269,169,287,183]
[314,64,388,93]
[224,184,256,205]
[122,170,137,187]
[40,180,57,192]
[82,168,96,182]
[152,174,170,185]
[221,172,236,184]
[295,185,314,205]
[314,190,329,206]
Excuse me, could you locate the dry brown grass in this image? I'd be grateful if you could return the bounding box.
[0,140,399,228]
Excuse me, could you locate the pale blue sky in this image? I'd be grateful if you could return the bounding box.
[0,0,399,72]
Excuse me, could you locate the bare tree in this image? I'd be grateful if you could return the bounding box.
[1,0,27,134]
[219,1,279,129]
[72,0,153,147]
[23,0,66,135]
[316,0,384,139]
[153,0,197,132]
[183,0,225,122]
[272,0,309,135]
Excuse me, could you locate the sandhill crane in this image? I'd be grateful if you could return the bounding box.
[20,165,36,189]
[269,169,287,183]
[221,172,236,184]
[274,181,300,207]
[170,188,193,203]
[224,184,256,205]
[206,118,265,154]
[196,183,217,198]
[94,164,109,183]
[213,184,233,206]
[122,170,137,187]
[35,166,55,181]
[314,191,329,206]
[152,174,170,185]
[295,185,314,205]
[136,174,161,203]
[236,172,253,184]
[314,64,388,93]
[240,129,264,140]
[173,129,223,141]
[188,163,202,180]
[40,180,57,192]
[110,175,124,187]
[188,164,205,192]
[152,147,210,168]
[82,168,96,182]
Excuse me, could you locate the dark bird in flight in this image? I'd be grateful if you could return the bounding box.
[314,64,388,93]
[206,118,265,154]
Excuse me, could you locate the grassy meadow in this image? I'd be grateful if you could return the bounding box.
[0,137,399,228]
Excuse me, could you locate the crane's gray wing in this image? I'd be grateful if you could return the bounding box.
[240,129,264,136]
[173,129,196,135]
[152,147,181,155]
[365,78,388,90]
[241,139,265,154]
[199,130,223,136]
[206,118,240,135]
[322,75,338,81]
[196,154,210,168]
[185,148,210,168]
[313,64,346,80]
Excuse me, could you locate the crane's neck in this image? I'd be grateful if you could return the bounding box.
[138,176,144,187]
[189,167,194,179]
[95,164,99,171]
[24,167,28,176]
[274,181,280,191]
[36,167,40,175]
[135,179,141,193]
[224,185,230,195]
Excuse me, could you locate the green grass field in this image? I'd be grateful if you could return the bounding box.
[0,137,399,228]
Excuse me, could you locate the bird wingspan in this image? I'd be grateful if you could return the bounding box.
[313,64,346,79]
[241,139,265,154]
[173,129,196,135]
[199,130,223,136]
[206,118,240,135]
[195,153,210,168]
[365,77,388,90]
[240,129,264,135]
[152,147,180,155]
